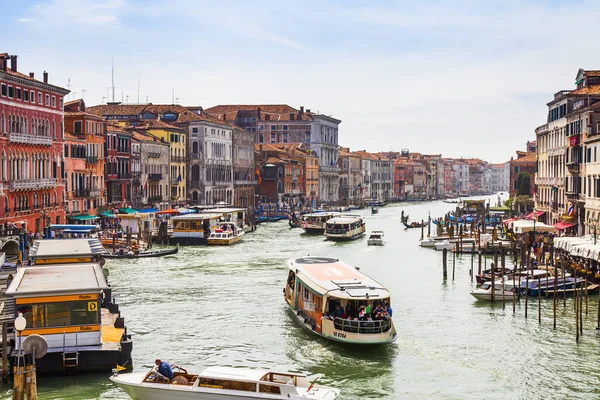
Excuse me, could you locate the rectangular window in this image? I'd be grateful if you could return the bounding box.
[38,92,42,104]
[23,90,29,102]
[270,133,276,143]
[16,88,21,100]
[270,125,276,131]
[258,133,264,143]
[258,125,264,131]
[513,166,518,174]
[8,86,13,98]
[30,90,34,103]
[60,98,63,109]
[45,302,71,327]
[0,84,6,97]
[192,127,198,133]
[52,96,56,108]
[283,125,288,131]
[74,121,82,134]
[305,133,311,143]
[45,94,50,106]
[283,133,288,143]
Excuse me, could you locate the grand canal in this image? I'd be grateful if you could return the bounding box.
[2,194,600,399]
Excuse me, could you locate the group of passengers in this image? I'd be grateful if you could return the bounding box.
[330,301,393,322]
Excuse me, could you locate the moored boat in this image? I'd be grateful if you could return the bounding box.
[324,216,365,241]
[207,222,245,245]
[111,365,340,400]
[284,256,396,345]
[434,240,455,251]
[471,281,518,302]
[103,245,179,259]
[169,213,222,245]
[402,220,428,229]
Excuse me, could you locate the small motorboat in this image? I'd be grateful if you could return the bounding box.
[103,245,179,259]
[367,231,384,246]
[110,364,341,400]
[207,222,245,245]
[471,281,517,302]
[434,240,455,251]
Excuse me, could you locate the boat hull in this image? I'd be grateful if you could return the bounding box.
[325,233,364,241]
[470,292,516,302]
[301,227,325,234]
[169,237,208,246]
[207,236,242,246]
[367,239,384,246]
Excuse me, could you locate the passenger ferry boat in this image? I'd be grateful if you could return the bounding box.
[111,365,340,400]
[201,207,253,233]
[284,257,396,345]
[169,213,222,245]
[207,222,245,245]
[324,216,365,241]
[300,213,340,234]
[7,238,133,373]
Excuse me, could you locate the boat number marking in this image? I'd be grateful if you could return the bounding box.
[79,294,94,300]
[87,302,98,312]
[334,331,346,339]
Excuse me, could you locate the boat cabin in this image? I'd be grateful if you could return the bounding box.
[170,213,222,245]
[324,216,366,241]
[300,212,340,232]
[47,224,99,239]
[117,212,157,234]
[201,208,249,230]
[284,257,396,344]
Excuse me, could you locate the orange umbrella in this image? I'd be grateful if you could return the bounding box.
[157,209,178,215]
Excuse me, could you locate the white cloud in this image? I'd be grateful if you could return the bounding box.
[27,0,127,26]
[16,18,35,23]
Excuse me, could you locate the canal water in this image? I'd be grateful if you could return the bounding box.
[2,194,600,399]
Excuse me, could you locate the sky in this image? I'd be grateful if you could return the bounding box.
[2,0,599,163]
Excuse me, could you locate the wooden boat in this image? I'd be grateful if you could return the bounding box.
[103,246,179,259]
[111,365,340,400]
[367,231,384,246]
[324,216,365,241]
[289,218,301,228]
[475,266,514,285]
[403,220,428,229]
[169,213,222,245]
[371,207,379,214]
[284,256,396,345]
[207,222,244,245]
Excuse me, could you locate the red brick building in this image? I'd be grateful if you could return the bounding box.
[509,151,536,197]
[0,53,69,232]
[105,124,132,206]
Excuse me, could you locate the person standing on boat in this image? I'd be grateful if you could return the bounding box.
[155,359,175,381]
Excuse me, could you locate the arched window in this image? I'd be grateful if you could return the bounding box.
[191,164,200,181]
[192,141,199,154]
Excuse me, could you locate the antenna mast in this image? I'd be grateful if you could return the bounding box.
[137,73,140,104]
[111,58,116,102]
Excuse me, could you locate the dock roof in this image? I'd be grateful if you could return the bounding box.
[29,238,105,259]
[7,264,108,298]
[287,257,390,300]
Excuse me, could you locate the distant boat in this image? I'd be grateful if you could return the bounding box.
[103,246,179,259]
[325,216,366,241]
[402,220,428,229]
[367,231,384,246]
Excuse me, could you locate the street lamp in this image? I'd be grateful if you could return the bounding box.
[588,216,599,245]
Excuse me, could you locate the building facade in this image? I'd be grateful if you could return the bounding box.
[0,53,69,231]
[105,124,131,206]
[131,131,170,206]
[232,127,256,208]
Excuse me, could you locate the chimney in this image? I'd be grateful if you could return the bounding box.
[43,71,48,84]
[29,72,34,78]
[257,107,261,119]
[0,57,7,72]
[223,113,226,121]
[10,55,17,72]
[300,106,304,114]
[306,109,311,113]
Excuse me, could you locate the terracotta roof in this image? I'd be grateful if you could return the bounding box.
[570,85,600,96]
[584,70,600,77]
[106,123,129,133]
[132,131,164,143]
[64,99,82,107]
[0,68,69,94]
[64,132,83,141]
[204,104,314,122]
[512,152,536,164]
[64,111,105,120]
[128,119,185,132]
[86,103,231,126]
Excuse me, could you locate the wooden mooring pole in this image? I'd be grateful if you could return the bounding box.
[537,277,541,325]
[1,323,6,382]
[442,248,448,280]
[25,364,37,400]
[524,277,529,318]
[13,365,24,400]
[470,245,474,282]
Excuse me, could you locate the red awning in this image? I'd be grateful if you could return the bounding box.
[503,218,518,225]
[526,210,545,219]
[553,221,576,230]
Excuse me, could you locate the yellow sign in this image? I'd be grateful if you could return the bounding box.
[35,257,93,265]
[88,302,98,312]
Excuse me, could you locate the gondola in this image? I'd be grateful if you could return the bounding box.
[289,218,301,228]
[371,207,379,214]
[103,245,179,259]
[402,221,429,229]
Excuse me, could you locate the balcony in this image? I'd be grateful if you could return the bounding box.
[117,146,129,153]
[319,165,341,174]
[171,156,185,163]
[566,162,580,175]
[74,189,91,198]
[190,153,201,160]
[86,156,98,164]
[565,191,579,201]
[10,178,56,191]
[8,132,52,145]
[234,180,256,186]
[171,178,180,185]
[90,189,101,197]
[148,173,162,181]
[148,152,161,159]
[118,173,132,180]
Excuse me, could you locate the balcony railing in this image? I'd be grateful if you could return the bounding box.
[320,165,341,173]
[566,191,579,200]
[8,132,52,145]
[234,180,257,186]
[148,152,161,159]
[10,178,56,191]
[74,189,91,198]
[567,162,580,175]
[118,173,132,180]
[171,178,180,185]
[189,180,203,189]
[117,146,129,153]
[190,153,201,160]
[171,156,185,163]
[86,156,98,164]
[148,173,162,181]
[90,189,101,197]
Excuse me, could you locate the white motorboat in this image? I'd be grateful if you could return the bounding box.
[470,281,517,302]
[434,240,455,251]
[367,231,384,246]
[111,365,340,400]
[324,215,366,241]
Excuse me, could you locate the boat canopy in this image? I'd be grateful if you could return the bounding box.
[49,224,97,231]
[119,207,137,214]
[287,257,390,300]
[29,238,106,260]
[172,213,222,221]
[68,215,99,221]
[99,210,117,218]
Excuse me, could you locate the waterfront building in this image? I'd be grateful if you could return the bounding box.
[130,131,169,206]
[393,160,406,201]
[509,149,536,199]
[63,99,106,216]
[489,163,509,193]
[232,127,256,208]
[452,161,469,196]
[338,148,363,204]
[443,161,454,195]
[129,134,143,208]
[256,152,303,205]
[105,124,132,206]
[371,156,393,201]
[360,155,372,201]
[0,53,69,231]
[204,105,341,203]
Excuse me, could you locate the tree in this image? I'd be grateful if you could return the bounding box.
[517,172,531,196]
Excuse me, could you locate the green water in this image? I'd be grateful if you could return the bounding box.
[1,195,599,399]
